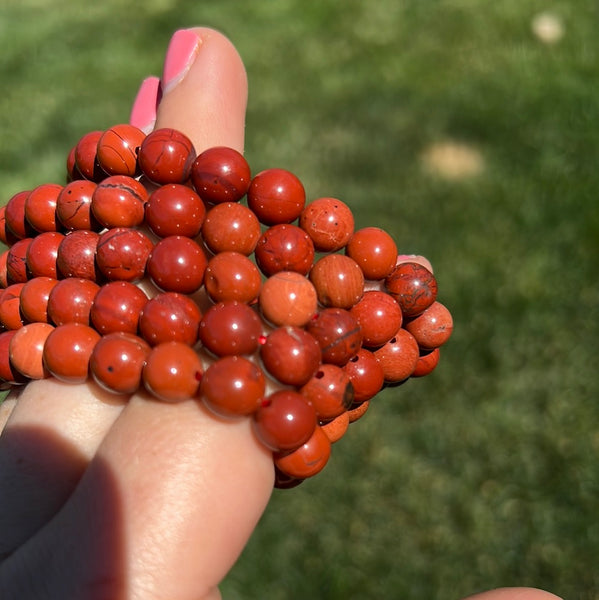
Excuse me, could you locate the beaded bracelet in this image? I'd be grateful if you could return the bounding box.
[0,124,453,489]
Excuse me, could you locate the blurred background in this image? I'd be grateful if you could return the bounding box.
[1,1,598,598]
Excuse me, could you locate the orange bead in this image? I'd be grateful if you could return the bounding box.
[346,226,398,280]
[201,202,261,255]
[300,364,354,421]
[274,425,331,479]
[19,276,59,323]
[347,400,370,423]
[299,197,354,252]
[143,341,203,402]
[320,411,350,443]
[43,323,101,383]
[412,347,441,377]
[309,254,364,309]
[204,251,262,304]
[259,271,318,327]
[404,301,453,350]
[0,283,26,330]
[373,328,420,383]
[9,322,54,379]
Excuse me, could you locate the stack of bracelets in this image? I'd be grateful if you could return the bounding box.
[0,124,453,489]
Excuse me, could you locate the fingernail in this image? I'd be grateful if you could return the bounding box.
[161,29,202,94]
[129,76,161,133]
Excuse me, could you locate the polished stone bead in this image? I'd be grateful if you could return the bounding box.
[299,197,355,252]
[309,254,364,309]
[191,146,251,204]
[349,290,403,347]
[43,322,101,383]
[259,271,318,327]
[201,201,261,255]
[204,251,262,304]
[259,326,321,386]
[346,226,398,280]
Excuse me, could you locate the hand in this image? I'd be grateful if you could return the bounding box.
[0,27,562,600]
[0,27,273,600]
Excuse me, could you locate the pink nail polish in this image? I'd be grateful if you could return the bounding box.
[162,29,202,94]
[129,76,161,133]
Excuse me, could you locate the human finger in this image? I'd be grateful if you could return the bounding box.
[0,27,273,600]
[461,587,563,600]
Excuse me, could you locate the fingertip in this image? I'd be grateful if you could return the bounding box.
[154,27,248,153]
[129,76,161,134]
[462,587,563,600]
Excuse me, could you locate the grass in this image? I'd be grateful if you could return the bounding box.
[1,1,598,598]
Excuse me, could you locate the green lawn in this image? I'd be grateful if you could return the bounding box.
[1,1,598,598]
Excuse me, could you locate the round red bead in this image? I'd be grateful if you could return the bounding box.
[56,230,100,280]
[309,254,364,309]
[403,301,453,350]
[343,348,385,402]
[385,261,438,317]
[74,130,104,181]
[300,364,354,421]
[254,224,315,277]
[0,330,28,385]
[145,184,206,238]
[96,123,145,177]
[201,355,265,418]
[201,202,261,255]
[412,347,441,377]
[138,292,201,346]
[0,283,26,330]
[259,326,322,386]
[90,332,151,395]
[56,180,99,231]
[96,227,153,282]
[5,190,34,241]
[198,301,262,357]
[204,251,262,304]
[0,205,8,246]
[350,290,403,347]
[26,231,65,279]
[0,251,8,288]
[47,278,99,325]
[306,308,363,366]
[43,322,100,383]
[19,276,59,324]
[191,146,251,204]
[247,168,306,225]
[142,341,203,402]
[274,424,331,479]
[346,226,398,280]
[373,328,420,383]
[24,183,63,233]
[6,238,32,284]
[91,175,148,228]
[259,271,318,327]
[138,128,196,184]
[299,197,355,252]
[9,322,54,380]
[253,389,317,452]
[90,281,149,335]
[147,236,207,294]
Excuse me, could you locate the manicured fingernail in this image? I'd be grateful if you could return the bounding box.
[162,29,202,94]
[129,76,161,133]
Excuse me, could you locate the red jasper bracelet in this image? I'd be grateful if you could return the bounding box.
[0,124,453,488]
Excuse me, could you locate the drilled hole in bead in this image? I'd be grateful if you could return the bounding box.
[315,370,325,379]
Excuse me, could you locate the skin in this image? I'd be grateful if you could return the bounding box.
[0,27,562,600]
